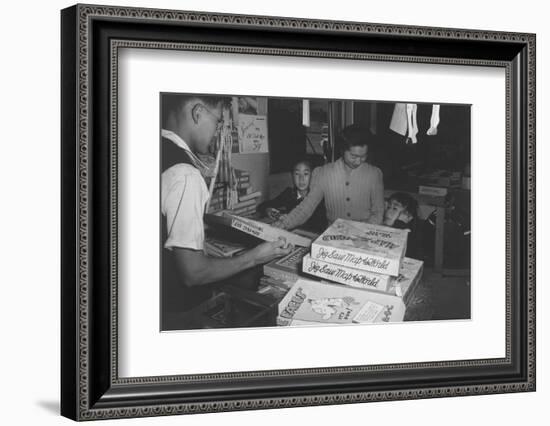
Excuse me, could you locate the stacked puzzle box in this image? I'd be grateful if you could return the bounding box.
[275,219,424,325]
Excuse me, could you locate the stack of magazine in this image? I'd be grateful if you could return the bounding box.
[207,169,263,217]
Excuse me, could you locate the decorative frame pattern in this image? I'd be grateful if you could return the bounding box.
[61,4,535,421]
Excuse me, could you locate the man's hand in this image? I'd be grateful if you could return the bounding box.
[265,207,281,220]
[251,238,293,265]
[271,216,289,229]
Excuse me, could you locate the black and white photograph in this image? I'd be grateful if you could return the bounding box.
[160,93,471,331]
[54,2,537,422]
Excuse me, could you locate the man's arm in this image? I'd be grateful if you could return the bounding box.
[163,166,293,287]
[172,239,293,287]
[278,186,324,230]
[258,187,293,216]
[367,167,385,225]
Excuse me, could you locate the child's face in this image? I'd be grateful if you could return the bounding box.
[293,163,311,192]
[385,199,412,224]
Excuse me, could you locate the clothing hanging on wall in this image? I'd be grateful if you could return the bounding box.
[405,103,418,143]
[389,103,441,143]
[427,104,440,136]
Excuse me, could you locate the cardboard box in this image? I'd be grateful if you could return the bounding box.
[387,257,424,306]
[204,236,247,258]
[205,213,312,247]
[302,254,392,292]
[302,255,424,304]
[277,278,406,325]
[263,246,310,284]
[229,214,312,247]
[418,185,448,197]
[310,219,408,276]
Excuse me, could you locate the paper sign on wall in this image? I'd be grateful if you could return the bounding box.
[238,114,269,153]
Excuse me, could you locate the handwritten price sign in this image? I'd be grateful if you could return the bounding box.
[238,114,268,153]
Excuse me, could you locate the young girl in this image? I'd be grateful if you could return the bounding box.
[259,160,327,232]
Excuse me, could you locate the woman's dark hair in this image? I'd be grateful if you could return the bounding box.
[339,124,369,153]
[389,192,419,220]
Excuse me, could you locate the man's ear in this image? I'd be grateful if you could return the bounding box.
[191,103,202,125]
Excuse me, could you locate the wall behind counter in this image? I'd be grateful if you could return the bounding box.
[230,152,294,207]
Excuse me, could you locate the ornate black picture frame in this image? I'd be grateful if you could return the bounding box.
[61,3,535,421]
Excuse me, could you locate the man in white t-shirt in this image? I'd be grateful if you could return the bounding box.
[160,94,292,326]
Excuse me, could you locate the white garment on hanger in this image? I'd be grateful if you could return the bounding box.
[406,103,419,144]
[427,104,441,136]
[389,103,408,136]
[302,99,310,127]
[390,103,442,142]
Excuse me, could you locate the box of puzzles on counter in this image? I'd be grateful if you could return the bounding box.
[274,219,425,326]
[309,219,409,276]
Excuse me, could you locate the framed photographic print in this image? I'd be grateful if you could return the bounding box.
[61,3,536,421]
